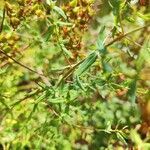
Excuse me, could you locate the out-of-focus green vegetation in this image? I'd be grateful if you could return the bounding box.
[0,0,150,149]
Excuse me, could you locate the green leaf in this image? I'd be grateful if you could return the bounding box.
[0,97,10,110]
[136,39,150,72]
[116,132,127,145]
[137,12,150,21]
[142,143,150,150]
[57,21,73,26]
[96,26,106,52]
[76,76,85,91]
[48,98,66,103]
[44,26,54,41]
[102,61,112,73]
[70,0,78,7]
[60,43,73,58]
[46,0,51,5]
[75,52,98,76]
[130,130,143,146]
[36,92,47,104]
[27,103,38,122]
[127,78,137,104]
[108,0,121,26]
[106,121,112,131]
[53,6,67,20]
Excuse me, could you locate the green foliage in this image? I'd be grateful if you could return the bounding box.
[0,0,150,149]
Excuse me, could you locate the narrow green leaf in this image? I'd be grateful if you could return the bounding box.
[102,61,112,72]
[48,98,66,103]
[137,12,150,21]
[0,98,10,110]
[130,130,143,146]
[76,76,85,91]
[57,21,72,26]
[127,78,137,104]
[44,26,54,41]
[116,132,127,145]
[70,0,78,7]
[36,92,47,104]
[136,39,150,72]
[27,103,38,122]
[108,0,121,25]
[53,6,67,20]
[46,0,51,5]
[60,43,73,58]
[96,26,105,51]
[75,52,98,76]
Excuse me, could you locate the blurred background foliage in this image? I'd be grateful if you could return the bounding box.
[0,0,150,149]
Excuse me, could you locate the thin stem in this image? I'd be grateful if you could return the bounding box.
[56,59,85,87]
[0,49,47,78]
[56,24,150,85]
[105,24,150,47]
[125,36,142,47]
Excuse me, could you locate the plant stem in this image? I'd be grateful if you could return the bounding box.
[105,24,150,47]
[56,24,150,85]
[0,49,46,78]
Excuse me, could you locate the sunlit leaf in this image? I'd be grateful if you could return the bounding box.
[60,43,73,58]
[116,132,127,145]
[75,52,98,76]
[76,76,85,91]
[48,98,66,103]
[53,6,67,20]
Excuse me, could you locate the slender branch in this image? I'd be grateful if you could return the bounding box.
[56,59,85,87]
[0,49,47,77]
[105,24,150,47]
[11,89,39,108]
[56,24,150,85]
[0,7,5,33]
[125,36,142,47]
[1,25,149,86]
[37,68,51,86]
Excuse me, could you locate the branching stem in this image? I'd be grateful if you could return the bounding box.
[56,24,150,86]
[0,49,46,78]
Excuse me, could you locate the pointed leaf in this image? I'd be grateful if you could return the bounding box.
[53,6,67,20]
[48,98,66,103]
[96,26,106,51]
[60,44,73,58]
[127,78,137,104]
[76,76,85,91]
[75,52,98,76]
[116,132,127,145]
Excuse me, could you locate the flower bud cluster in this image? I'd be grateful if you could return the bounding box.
[60,0,95,60]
